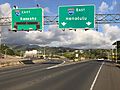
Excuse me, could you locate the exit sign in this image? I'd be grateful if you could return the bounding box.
[12,8,43,31]
[59,5,95,29]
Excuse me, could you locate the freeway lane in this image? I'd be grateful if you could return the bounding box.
[0,60,102,90]
[0,60,63,82]
[0,60,63,75]
[93,61,120,90]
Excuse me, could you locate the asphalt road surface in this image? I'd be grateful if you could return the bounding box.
[0,60,120,90]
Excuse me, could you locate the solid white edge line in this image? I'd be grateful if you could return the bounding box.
[46,61,65,70]
[90,61,104,90]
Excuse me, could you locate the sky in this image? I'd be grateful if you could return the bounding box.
[0,0,120,49]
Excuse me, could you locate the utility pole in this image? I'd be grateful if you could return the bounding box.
[116,41,118,63]
[0,26,2,57]
[20,51,23,58]
[112,48,113,61]
[107,50,110,60]
[43,46,46,59]
[4,48,7,58]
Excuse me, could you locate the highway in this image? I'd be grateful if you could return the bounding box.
[0,60,120,90]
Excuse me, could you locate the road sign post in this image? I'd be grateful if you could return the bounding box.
[59,5,95,29]
[12,8,43,31]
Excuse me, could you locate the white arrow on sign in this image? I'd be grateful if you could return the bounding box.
[61,22,67,26]
[86,21,92,26]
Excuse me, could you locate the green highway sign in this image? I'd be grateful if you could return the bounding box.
[12,8,43,31]
[58,5,95,29]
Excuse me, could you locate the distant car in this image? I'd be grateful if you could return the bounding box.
[97,58,104,60]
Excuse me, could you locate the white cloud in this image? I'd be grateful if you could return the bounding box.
[44,7,55,15]
[99,0,117,13]
[3,23,120,49]
[44,7,51,13]
[109,0,117,11]
[99,1,109,13]
[47,25,112,49]
[103,24,120,42]
[116,2,120,13]
[0,3,11,17]
[2,23,120,49]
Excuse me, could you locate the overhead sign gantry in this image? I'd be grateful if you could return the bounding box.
[12,8,43,31]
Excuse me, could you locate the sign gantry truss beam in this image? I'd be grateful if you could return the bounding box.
[0,17,11,26]
[0,14,120,26]
[96,14,120,24]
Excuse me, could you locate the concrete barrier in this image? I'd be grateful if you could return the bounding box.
[0,59,47,68]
